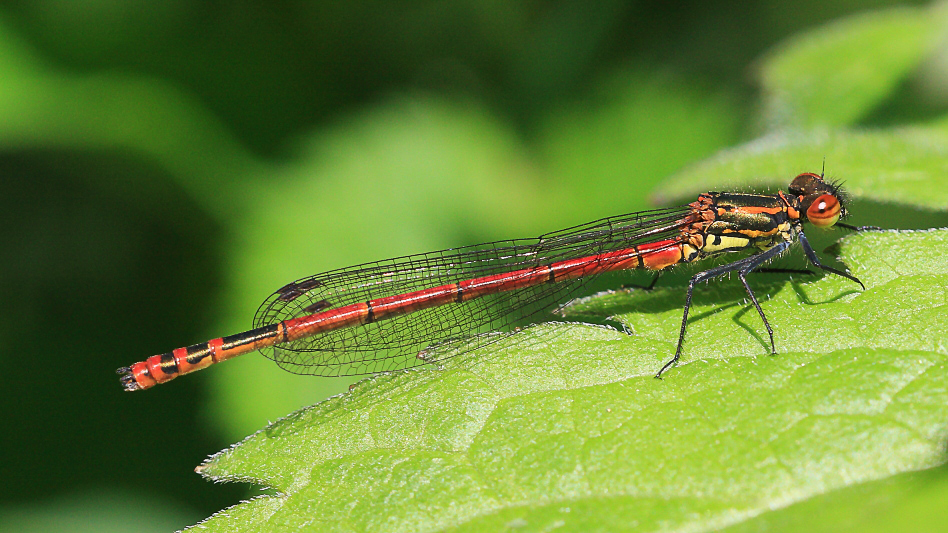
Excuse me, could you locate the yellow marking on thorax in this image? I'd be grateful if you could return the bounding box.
[681,243,700,262]
[754,222,794,250]
[701,234,750,254]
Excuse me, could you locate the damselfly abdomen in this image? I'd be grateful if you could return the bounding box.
[119,172,865,391]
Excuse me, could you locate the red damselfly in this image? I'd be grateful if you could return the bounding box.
[118,172,866,391]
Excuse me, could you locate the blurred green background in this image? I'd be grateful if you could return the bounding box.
[0,1,944,531]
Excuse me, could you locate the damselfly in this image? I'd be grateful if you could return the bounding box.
[119,172,866,391]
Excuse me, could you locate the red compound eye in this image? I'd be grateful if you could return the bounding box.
[806,193,841,227]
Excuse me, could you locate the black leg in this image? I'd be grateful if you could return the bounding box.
[798,231,865,289]
[644,272,661,290]
[621,271,661,291]
[655,241,792,378]
[734,244,798,354]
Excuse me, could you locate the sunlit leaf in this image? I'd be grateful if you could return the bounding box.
[190,229,948,532]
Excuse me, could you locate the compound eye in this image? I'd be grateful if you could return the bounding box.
[807,193,841,227]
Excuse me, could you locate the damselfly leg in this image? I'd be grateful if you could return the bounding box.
[657,229,864,378]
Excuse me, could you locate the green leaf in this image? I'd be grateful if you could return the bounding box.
[652,126,948,214]
[189,228,948,532]
[757,5,946,129]
[718,463,948,533]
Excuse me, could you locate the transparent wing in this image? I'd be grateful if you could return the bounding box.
[253,206,691,376]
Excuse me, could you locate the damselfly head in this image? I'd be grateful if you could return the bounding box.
[790,172,847,228]
[789,172,835,196]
